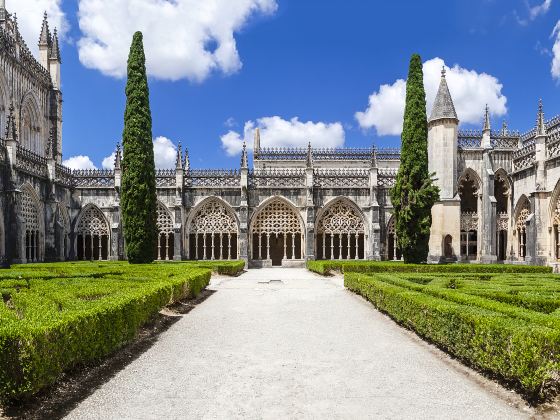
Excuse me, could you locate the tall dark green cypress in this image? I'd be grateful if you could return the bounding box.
[121,32,157,264]
[390,54,439,263]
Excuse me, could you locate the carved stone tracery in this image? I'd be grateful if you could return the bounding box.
[318,201,365,234]
[252,199,303,235]
[189,200,237,234]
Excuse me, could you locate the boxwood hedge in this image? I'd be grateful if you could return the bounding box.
[0,260,242,402]
[307,260,553,276]
[345,272,560,399]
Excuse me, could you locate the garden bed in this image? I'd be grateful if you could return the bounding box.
[344,271,560,401]
[0,261,243,402]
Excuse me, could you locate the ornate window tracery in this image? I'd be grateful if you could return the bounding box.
[317,200,365,260]
[55,204,70,260]
[459,171,479,260]
[386,216,401,261]
[495,172,509,261]
[157,202,175,261]
[75,206,110,260]
[516,200,530,260]
[251,199,304,264]
[20,100,41,155]
[188,199,238,260]
[19,187,41,262]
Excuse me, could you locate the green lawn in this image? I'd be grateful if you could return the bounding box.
[344,270,560,400]
[0,260,244,402]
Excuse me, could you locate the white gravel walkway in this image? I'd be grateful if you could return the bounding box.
[65,268,533,420]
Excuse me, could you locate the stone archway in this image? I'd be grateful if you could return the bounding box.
[18,184,43,262]
[75,205,110,260]
[316,199,365,260]
[250,198,304,266]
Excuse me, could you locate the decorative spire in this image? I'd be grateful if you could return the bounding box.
[501,120,509,136]
[13,13,19,40]
[483,104,491,132]
[371,146,378,168]
[429,66,458,123]
[306,142,313,168]
[184,148,190,171]
[114,143,122,170]
[5,102,17,141]
[45,125,54,157]
[39,12,50,47]
[241,141,248,168]
[253,128,261,152]
[175,141,183,170]
[50,28,61,62]
[536,98,546,137]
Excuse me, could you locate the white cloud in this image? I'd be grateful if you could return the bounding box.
[62,155,97,170]
[529,0,552,20]
[551,21,560,80]
[355,57,508,136]
[221,116,345,156]
[8,0,68,57]
[102,136,177,169]
[76,0,277,81]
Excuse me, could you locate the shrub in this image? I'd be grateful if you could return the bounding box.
[345,273,560,399]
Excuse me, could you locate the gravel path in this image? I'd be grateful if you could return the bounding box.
[66,268,533,420]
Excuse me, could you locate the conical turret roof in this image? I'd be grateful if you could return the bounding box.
[429,68,458,123]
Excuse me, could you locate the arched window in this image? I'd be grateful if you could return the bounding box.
[317,200,365,260]
[251,198,303,265]
[55,204,70,261]
[459,171,479,260]
[19,187,41,262]
[387,216,401,261]
[157,202,175,261]
[20,98,41,155]
[75,206,110,260]
[188,199,238,261]
[515,199,530,260]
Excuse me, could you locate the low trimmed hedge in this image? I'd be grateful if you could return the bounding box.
[178,260,245,276]
[307,260,553,275]
[345,273,560,399]
[0,264,212,402]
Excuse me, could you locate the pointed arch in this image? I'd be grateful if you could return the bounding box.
[55,203,70,260]
[18,183,44,262]
[549,180,560,261]
[156,201,175,260]
[187,197,239,261]
[250,196,305,265]
[315,197,366,260]
[386,214,402,261]
[74,204,110,260]
[0,70,9,137]
[494,168,511,261]
[513,195,531,260]
[19,91,42,155]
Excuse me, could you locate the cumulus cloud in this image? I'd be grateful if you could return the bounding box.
[76,0,277,81]
[221,116,345,156]
[355,57,508,136]
[529,0,553,20]
[8,0,68,57]
[102,136,177,169]
[62,155,97,170]
[551,21,560,80]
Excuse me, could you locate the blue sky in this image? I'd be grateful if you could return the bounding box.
[11,0,560,169]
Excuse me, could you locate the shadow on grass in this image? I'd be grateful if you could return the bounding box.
[2,289,216,420]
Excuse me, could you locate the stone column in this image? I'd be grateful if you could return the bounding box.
[369,163,381,260]
[239,165,249,268]
[479,149,497,263]
[304,163,315,261]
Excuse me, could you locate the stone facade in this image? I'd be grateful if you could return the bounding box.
[2,5,560,267]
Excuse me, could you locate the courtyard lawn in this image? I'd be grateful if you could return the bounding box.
[0,260,244,402]
[344,270,560,400]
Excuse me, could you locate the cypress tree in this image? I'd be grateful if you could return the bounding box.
[390,54,439,263]
[121,31,157,264]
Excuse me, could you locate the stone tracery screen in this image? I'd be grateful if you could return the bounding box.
[316,200,365,260]
[157,202,175,260]
[386,216,401,261]
[516,200,530,260]
[76,206,110,260]
[20,188,41,262]
[188,199,238,260]
[251,199,304,264]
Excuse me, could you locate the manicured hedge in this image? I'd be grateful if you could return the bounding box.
[307,260,552,275]
[177,260,245,276]
[0,263,212,402]
[345,273,560,399]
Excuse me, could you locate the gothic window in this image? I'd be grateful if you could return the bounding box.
[157,202,175,261]
[387,216,401,261]
[19,187,41,262]
[459,172,479,260]
[55,204,70,261]
[251,198,304,265]
[20,100,41,155]
[516,200,530,260]
[75,206,110,260]
[317,200,365,260]
[188,199,238,261]
[495,172,509,261]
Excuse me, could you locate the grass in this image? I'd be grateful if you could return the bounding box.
[0,260,244,402]
[343,270,560,401]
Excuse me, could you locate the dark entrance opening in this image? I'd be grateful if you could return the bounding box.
[270,234,284,266]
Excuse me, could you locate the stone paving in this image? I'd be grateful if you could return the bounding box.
[66,268,533,420]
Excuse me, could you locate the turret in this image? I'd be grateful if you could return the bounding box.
[49,28,61,89]
[428,67,459,199]
[4,102,17,165]
[241,141,248,169]
[114,143,122,189]
[253,128,261,158]
[535,99,547,190]
[38,12,51,70]
[481,105,491,149]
